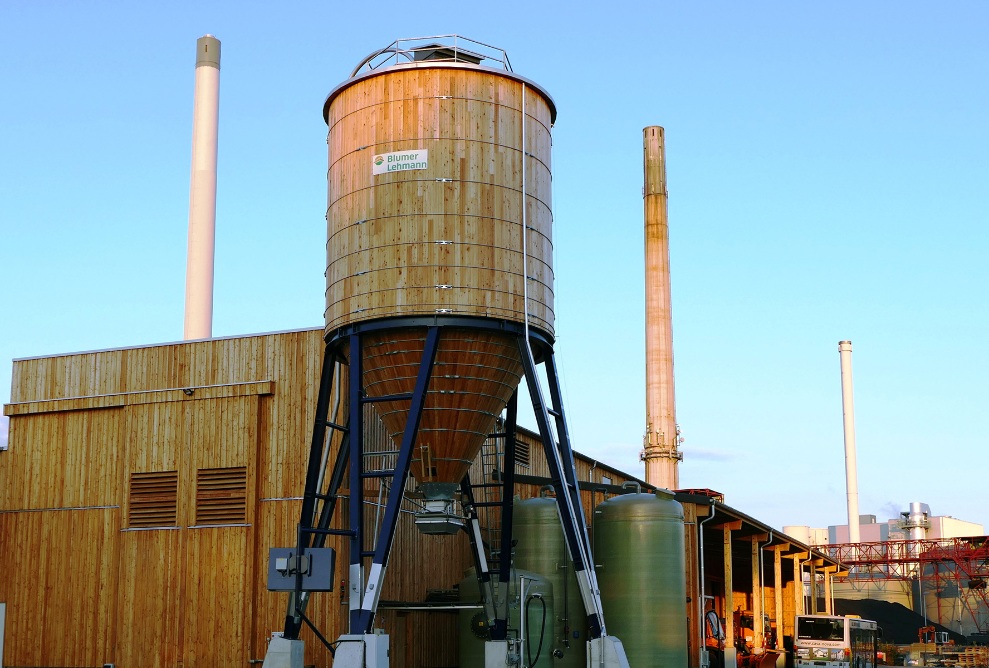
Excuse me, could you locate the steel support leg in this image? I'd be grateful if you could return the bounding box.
[350,326,442,633]
[284,348,340,639]
[517,339,607,639]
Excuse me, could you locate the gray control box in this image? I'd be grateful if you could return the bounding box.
[266,547,335,592]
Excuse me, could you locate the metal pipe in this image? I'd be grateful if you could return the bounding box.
[521,82,531,347]
[184,35,221,340]
[642,126,680,489]
[838,341,861,546]
[699,501,718,667]
[758,530,773,650]
[520,574,530,667]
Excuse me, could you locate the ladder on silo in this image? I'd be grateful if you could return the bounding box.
[461,405,519,578]
[478,434,504,556]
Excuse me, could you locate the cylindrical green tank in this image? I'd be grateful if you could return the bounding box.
[514,493,586,668]
[459,567,555,668]
[593,487,687,668]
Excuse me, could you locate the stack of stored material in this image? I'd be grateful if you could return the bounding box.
[944,646,989,668]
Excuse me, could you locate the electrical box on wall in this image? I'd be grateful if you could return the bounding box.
[266,547,335,592]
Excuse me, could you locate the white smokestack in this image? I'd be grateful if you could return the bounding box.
[642,126,680,489]
[838,340,861,544]
[183,34,221,340]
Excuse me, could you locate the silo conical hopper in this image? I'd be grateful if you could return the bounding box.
[323,41,557,517]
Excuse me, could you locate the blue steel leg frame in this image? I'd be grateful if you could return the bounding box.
[285,348,352,639]
[517,339,607,640]
[349,326,441,634]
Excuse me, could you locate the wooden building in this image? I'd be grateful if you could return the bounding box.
[1,328,839,667]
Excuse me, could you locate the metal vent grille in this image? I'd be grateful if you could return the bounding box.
[129,471,178,528]
[515,439,531,468]
[195,467,247,525]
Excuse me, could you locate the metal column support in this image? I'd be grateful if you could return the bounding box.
[285,349,352,640]
[493,392,519,640]
[349,326,442,634]
[517,341,607,639]
[498,392,519,587]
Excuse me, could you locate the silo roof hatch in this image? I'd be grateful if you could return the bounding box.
[412,43,485,64]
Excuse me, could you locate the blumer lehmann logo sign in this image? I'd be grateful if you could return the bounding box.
[372,150,429,175]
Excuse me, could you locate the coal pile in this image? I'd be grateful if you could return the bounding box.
[834,598,968,645]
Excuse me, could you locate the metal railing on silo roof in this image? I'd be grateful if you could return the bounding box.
[349,34,513,77]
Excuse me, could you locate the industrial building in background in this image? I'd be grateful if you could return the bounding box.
[781,340,989,644]
[786,504,989,639]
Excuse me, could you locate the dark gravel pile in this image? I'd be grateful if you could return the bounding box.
[833,598,967,645]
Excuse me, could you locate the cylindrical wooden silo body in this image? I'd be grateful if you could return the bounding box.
[323,58,556,488]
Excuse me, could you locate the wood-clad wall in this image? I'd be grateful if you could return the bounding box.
[1,328,646,667]
[2,330,322,667]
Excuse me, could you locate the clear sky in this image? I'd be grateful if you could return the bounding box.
[2,2,986,534]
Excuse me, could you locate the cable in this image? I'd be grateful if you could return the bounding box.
[526,594,547,667]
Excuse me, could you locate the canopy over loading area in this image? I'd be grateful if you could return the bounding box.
[678,490,845,668]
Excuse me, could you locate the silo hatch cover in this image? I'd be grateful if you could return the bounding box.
[413,43,484,64]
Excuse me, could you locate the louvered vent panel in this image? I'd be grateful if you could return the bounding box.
[196,467,247,525]
[129,471,178,528]
[515,439,531,468]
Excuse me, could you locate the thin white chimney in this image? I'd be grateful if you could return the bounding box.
[838,340,861,544]
[183,35,221,340]
[642,126,680,489]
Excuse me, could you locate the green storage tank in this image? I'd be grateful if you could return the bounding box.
[514,493,586,668]
[593,487,687,668]
[459,567,555,668]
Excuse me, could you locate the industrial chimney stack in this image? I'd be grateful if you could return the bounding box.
[839,340,861,545]
[642,126,681,489]
[183,35,221,340]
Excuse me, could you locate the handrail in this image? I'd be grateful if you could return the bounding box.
[350,35,513,77]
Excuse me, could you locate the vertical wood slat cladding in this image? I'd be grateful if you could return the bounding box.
[324,66,556,336]
[0,407,124,510]
[2,328,649,667]
[5,329,326,501]
[0,508,119,667]
[115,529,184,668]
[183,527,250,666]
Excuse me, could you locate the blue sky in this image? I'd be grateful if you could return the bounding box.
[1,2,986,533]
